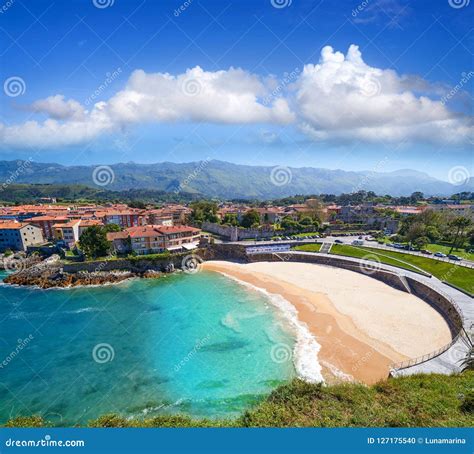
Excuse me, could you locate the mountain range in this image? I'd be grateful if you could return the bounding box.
[0,160,472,199]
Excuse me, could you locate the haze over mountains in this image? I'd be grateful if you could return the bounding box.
[0,160,472,199]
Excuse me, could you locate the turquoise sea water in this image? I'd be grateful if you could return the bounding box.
[0,270,297,426]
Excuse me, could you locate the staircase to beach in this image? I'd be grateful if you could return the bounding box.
[320,242,332,254]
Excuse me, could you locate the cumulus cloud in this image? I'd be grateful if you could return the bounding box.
[106,66,294,125]
[1,47,472,149]
[294,45,473,145]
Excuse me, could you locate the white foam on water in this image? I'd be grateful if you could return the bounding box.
[215,270,324,384]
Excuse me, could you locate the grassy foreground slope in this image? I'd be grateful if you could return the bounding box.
[5,373,474,428]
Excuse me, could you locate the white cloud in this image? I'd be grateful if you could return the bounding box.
[0,47,472,149]
[294,45,473,145]
[31,95,86,121]
[105,66,293,125]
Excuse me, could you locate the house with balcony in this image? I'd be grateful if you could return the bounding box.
[107,225,201,255]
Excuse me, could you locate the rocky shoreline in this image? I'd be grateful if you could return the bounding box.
[3,262,165,289]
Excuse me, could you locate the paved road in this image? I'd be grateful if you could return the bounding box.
[232,235,474,269]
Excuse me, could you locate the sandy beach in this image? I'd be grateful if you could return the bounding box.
[202,261,452,384]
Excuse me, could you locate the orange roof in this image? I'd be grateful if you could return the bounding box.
[0,222,30,230]
[107,225,200,240]
[79,219,103,227]
[53,220,80,228]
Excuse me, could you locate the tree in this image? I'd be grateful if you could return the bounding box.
[448,217,472,253]
[103,223,121,233]
[222,213,238,226]
[241,210,260,228]
[425,225,440,243]
[281,217,298,231]
[190,202,219,224]
[299,216,313,226]
[412,236,430,250]
[78,226,111,258]
[128,201,146,209]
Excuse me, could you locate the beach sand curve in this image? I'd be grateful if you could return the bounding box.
[202,261,452,385]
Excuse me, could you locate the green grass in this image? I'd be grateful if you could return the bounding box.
[289,231,321,238]
[292,243,322,253]
[330,244,423,274]
[6,373,473,427]
[331,245,474,294]
[424,243,473,260]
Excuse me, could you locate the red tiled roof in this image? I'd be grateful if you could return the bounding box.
[0,222,30,230]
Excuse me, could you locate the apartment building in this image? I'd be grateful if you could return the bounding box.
[0,222,44,251]
[107,225,201,255]
[25,216,69,240]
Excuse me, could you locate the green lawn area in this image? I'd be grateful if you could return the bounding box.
[289,231,320,238]
[331,244,474,294]
[292,243,322,253]
[330,244,423,274]
[424,243,474,260]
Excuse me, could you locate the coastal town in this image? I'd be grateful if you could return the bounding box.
[0,197,472,259]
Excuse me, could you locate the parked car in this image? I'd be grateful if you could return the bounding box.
[334,239,343,244]
[434,252,446,258]
[420,250,433,255]
[358,236,363,239]
[447,254,461,261]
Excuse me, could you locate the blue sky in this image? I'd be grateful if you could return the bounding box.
[0,0,472,181]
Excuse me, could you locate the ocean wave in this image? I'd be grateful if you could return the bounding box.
[320,360,354,382]
[215,271,324,384]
